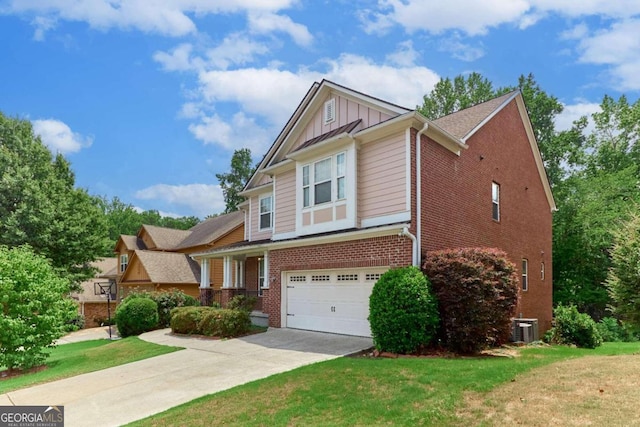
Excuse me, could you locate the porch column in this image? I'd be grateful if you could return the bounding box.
[199,258,214,306]
[238,260,245,288]
[199,258,210,289]
[222,256,232,288]
[263,251,269,291]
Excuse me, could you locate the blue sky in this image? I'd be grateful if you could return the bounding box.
[1,1,639,218]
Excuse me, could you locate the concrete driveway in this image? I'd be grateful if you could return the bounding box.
[0,328,372,427]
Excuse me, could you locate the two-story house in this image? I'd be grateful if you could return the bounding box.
[115,211,244,301]
[191,80,555,337]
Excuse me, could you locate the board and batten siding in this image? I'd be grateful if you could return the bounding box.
[249,194,273,241]
[358,133,407,221]
[274,169,296,234]
[292,94,393,152]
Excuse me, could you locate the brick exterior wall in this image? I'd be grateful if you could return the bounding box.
[80,301,119,328]
[263,234,413,327]
[419,101,553,331]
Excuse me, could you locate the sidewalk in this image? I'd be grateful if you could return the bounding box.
[1,328,372,426]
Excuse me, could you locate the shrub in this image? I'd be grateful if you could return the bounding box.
[0,246,78,371]
[123,289,200,328]
[198,309,251,337]
[65,313,85,331]
[369,266,439,354]
[422,248,519,354]
[227,295,257,313]
[546,305,602,348]
[170,306,208,334]
[115,298,159,338]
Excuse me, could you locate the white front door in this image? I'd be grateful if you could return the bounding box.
[284,267,388,337]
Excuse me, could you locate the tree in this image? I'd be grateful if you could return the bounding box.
[216,148,255,213]
[418,72,495,119]
[0,245,77,371]
[99,196,200,251]
[0,112,110,285]
[607,212,640,330]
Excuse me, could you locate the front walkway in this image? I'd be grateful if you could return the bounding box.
[0,328,372,427]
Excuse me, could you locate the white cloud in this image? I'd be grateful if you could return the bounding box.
[530,0,640,18]
[555,101,600,133]
[559,23,589,40]
[573,19,640,90]
[437,35,485,62]
[359,0,531,36]
[205,33,270,69]
[188,112,273,154]
[385,40,420,67]
[153,43,202,72]
[6,0,300,38]
[135,183,225,218]
[32,118,93,154]
[248,12,313,47]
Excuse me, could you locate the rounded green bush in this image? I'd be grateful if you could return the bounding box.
[114,298,159,338]
[547,305,602,348]
[170,306,208,334]
[122,289,200,328]
[199,309,251,337]
[369,266,439,354]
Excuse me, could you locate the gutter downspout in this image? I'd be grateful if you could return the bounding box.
[415,123,429,268]
[400,227,418,266]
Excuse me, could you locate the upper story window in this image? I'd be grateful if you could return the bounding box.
[119,254,128,273]
[259,195,273,230]
[522,259,529,291]
[302,152,346,208]
[324,98,336,124]
[492,182,500,221]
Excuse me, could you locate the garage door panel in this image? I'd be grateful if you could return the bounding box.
[284,268,386,337]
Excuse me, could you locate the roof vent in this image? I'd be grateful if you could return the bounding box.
[324,98,336,124]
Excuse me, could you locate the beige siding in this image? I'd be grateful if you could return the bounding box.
[359,133,407,220]
[292,94,393,151]
[250,195,273,241]
[275,169,296,234]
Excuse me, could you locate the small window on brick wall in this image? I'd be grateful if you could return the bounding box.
[522,259,528,291]
[492,182,500,221]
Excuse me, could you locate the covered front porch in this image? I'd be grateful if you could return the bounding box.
[195,247,270,322]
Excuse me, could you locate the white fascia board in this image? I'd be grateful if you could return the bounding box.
[461,91,519,143]
[190,223,410,259]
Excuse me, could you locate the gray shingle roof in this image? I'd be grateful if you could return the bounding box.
[432,91,516,140]
[120,235,147,251]
[175,211,244,250]
[142,225,192,250]
[134,250,200,284]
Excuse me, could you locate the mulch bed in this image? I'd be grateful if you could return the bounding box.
[0,365,47,381]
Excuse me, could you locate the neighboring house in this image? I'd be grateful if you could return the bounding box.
[190,80,555,338]
[71,257,118,328]
[115,211,244,301]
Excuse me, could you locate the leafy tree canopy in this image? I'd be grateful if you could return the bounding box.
[216,148,255,213]
[0,245,77,370]
[98,196,200,251]
[0,112,110,285]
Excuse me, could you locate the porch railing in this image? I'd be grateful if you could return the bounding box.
[199,288,262,311]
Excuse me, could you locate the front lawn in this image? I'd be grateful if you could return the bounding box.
[129,342,640,426]
[0,337,182,394]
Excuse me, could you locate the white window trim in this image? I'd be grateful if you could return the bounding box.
[492,182,500,221]
[294,144,357,236]
[522,259,528,291]
[258,194,273,231]
[120,254,128,273]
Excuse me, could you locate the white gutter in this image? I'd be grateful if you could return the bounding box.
[415,123,429,268]
[400,227,419,266]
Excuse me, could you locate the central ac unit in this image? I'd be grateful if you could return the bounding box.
[511,318,539,343]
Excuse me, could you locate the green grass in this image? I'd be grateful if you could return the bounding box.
[129,342,640,427]
[0,337,182,394]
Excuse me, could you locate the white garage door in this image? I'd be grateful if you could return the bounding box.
[284,267,388,337]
